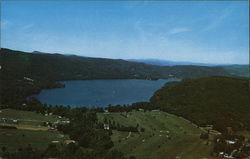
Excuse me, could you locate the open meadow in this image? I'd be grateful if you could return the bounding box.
[98,111,219,159]
[0,109,68,153]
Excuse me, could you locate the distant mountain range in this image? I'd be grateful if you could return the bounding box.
[31,50,248,68]
[127,59,249,78]
[126,58,235,66]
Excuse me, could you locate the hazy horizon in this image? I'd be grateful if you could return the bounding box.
[1,1,249,64]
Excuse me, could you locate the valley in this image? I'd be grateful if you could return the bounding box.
[0,49,249,159]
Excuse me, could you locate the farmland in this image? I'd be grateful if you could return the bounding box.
[98,111,219,159]
[0,109,68,153]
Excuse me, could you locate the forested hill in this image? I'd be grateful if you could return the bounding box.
[0,48,229,80]
[150,76,250,132]
[223,65,249,78]
[0,48,229,105]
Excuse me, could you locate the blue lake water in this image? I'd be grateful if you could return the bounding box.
[32,79,180,107]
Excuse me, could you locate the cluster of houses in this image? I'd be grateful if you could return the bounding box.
[43,119,70,129]
[44,112,54,116]
[202,126,250,159]
[0,110,70,131]
[159,130,171,139]
[0,118,19,124]
[216,138,250,159]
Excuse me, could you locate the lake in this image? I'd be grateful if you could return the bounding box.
[32,79,180,107]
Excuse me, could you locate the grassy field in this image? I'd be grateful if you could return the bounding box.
[98,111,218,159]
[0,109,222,158]
[0,129,68,152]
[0,109,67,130]
[236,130,250,139]
[0,109,69,153]
[0,109,62,121]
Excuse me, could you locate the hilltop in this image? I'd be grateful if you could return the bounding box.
[128,59,249,78]
[0,48,229,80]
[150,76,250,132]
[127,58,216,66]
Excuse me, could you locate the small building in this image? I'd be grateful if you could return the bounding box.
[225,140,236,145]
[12,119,18,123]
[49,127,56,131]
[104,124,110,130]
[104,109,109,114]
[224,153,235,159]
[64,140,76,145]
[51,141,59,144]
[61,120,70,124]
[138,108,144,112]
[24,77,34,82]
[208,129,222,141]
[218,152,224,157]
[204,125,213,131]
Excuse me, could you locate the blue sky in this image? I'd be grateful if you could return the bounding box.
[1,1,249,64]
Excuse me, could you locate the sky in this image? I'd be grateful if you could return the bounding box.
[1,1,249,64]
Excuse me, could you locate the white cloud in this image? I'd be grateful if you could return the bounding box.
[167,27,190,35]
[20,24,34,31]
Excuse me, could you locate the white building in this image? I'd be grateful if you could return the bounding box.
[104,124,110,130]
